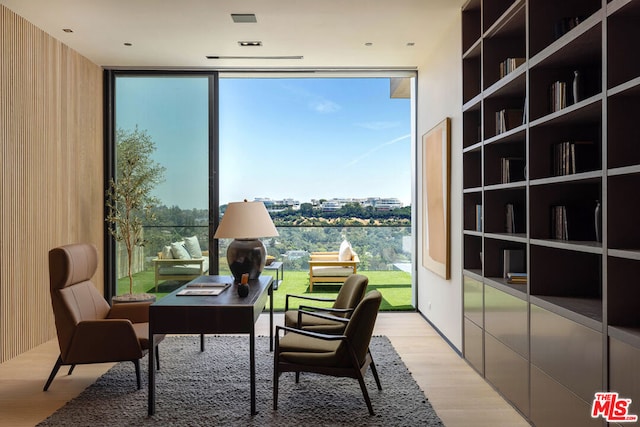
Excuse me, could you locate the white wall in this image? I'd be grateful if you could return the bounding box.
[415,12,463,350]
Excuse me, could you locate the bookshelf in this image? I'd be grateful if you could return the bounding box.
[461,0,640,425]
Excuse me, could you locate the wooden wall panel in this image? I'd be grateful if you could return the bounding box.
[0,5,104,362]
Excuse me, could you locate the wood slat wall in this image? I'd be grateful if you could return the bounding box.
[0,5,104,362]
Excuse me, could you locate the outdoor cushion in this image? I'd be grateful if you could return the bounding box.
[311,266,354,277]
[183,236,202,258]
[170,241,191,259]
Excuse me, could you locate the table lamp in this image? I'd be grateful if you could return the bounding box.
[214,200,279,282]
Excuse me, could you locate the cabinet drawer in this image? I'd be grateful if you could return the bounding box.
[464,317,484,375]
[485,333,529,416]
[464,275,483,327]
[485,285,528,357]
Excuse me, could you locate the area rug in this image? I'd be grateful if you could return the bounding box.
[38,336,443,426]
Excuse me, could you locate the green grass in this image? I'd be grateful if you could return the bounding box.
[118,269,413,311]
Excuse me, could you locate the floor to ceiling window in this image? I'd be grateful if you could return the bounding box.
[107,71,416,309]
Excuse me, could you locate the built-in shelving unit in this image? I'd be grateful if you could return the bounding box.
[461,0,640,425]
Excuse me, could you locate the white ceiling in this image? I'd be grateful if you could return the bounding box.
[1,0,465,70]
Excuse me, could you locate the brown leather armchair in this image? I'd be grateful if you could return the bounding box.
[274,290,383,415]
[44,243,163,391]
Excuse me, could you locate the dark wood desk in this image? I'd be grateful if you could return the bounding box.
[148,275,273,416]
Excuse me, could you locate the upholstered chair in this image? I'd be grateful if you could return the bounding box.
[274,290,383,415]
[284,274,368,334]
[44,243,163,391]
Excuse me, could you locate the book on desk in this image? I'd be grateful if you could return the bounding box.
[177,282,230,296]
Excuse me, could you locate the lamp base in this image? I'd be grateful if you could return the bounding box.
[226,238,266,282]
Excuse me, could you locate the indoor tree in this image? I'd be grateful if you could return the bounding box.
[106,126,165,297]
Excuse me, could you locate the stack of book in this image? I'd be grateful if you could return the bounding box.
[505,203,521,233]
[552,141,596,175]
[503,248,526,283]
[551,205,569,240]
[475,204,482,232]
[499,57,526,79]
[495,109,523,135]
[550,80,568,112]
[501,157,525,183]
[507,272,528,284]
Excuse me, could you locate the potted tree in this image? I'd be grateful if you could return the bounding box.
[106,126,165,302]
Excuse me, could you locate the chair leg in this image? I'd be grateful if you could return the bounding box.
[134,359,141,390]
[43,355,63,391]
[67,364,76,375]
[356,371,375,416]
[155,345,160,371]
[273,365,279,410]
[295,372,300,383]
[369,349,382,390]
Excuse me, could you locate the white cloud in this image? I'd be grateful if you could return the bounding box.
[355,121,401,130]
[344,134,410,167]
[310,99,341,113]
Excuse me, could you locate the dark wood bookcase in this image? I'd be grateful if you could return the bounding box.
[461,0,640,425]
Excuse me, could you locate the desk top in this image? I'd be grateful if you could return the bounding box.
[152,275,272,308]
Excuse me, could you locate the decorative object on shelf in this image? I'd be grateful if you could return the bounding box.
[422,117,451,279]
[572,70,581,104]
[237,273,249,297]
[214,200,279,282]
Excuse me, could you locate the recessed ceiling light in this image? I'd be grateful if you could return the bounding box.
[124,42,132,47]
[62,28,73,33]
[407,42,415,46]
[238,41,262,47]
[364,42,373,46]
[231,13,257,23]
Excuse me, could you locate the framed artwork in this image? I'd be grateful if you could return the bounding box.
[422,118,451,279]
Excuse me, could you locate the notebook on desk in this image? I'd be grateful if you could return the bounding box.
[177,283,230,296]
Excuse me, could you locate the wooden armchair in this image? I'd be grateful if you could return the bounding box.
[308,250,360,292]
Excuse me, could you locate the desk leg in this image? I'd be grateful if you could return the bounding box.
[269,283,274,352]
[148,333,156,416]
[250,325,256,415]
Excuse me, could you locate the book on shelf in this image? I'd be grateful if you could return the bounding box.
[552,141,597,176]
[554,16,585,40]
[499,57,525,79]
[550,80,568,113]
[505,202,525,234]
[495,109,523,135]
[551,202,599,241]
[506,272,528,284]
[501,157,525,183]
[503,248,525,279]
[475,204,482,232]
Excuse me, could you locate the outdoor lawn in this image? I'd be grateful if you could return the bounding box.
[117,269,413,311]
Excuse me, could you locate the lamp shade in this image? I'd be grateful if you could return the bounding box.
[214,201,279,239]
[214,201,278,282]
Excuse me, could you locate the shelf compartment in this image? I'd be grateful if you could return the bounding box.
[484,136,525,186]
[462,0,482,53]
[529,179,601,242]
[483,3,526,89]
[529,245,602,321]
[463,42,482,104]
[484,95,526,139]
[608,256,640,330]
[608,173,640,250]
[529,23,602,121]
[529,0,602,58]
[463,149,482,190]
[607,0,640,89]
[464,192,483,232]
[608,88,640,169]
[463,107,482,149]
[484,187,526,234]
[483,236,526,281]
[529,116,601,180]
[464,234,483,271]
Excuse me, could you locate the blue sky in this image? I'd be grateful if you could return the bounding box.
[116,76,411,209]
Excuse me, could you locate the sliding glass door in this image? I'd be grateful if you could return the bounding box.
[107,72,217,297]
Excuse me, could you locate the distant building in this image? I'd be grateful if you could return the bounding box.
[374,198,403,211]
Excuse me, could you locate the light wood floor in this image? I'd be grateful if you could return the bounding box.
[0,312,530,426]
